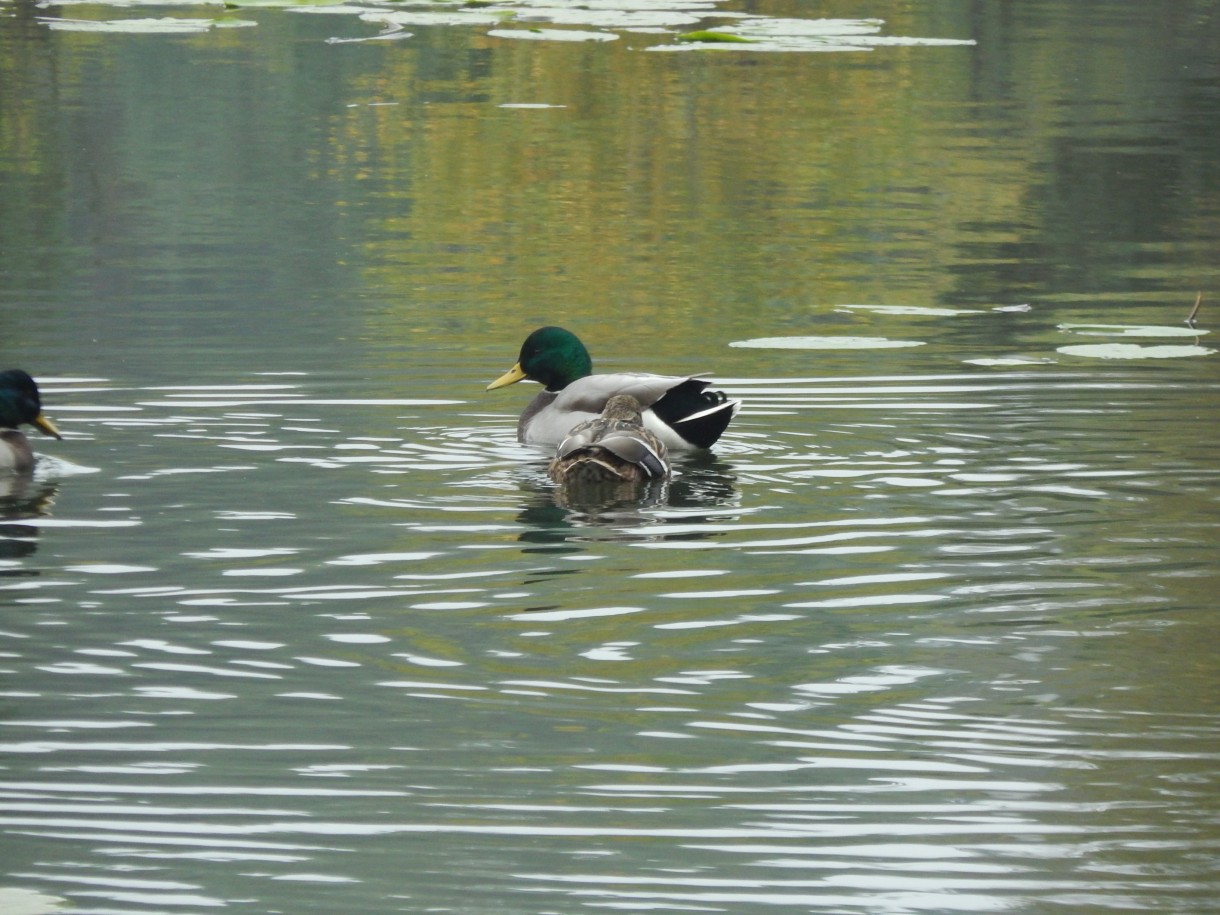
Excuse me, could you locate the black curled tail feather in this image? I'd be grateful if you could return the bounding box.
[650,379,736,449]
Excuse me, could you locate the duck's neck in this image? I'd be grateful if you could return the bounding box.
[0,430,35,473]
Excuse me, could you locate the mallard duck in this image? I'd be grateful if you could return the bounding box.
[0,370,62,473]
[549,394,670,485]
[487,326,739,450]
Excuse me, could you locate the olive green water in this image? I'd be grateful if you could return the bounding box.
[2,1,1219,912]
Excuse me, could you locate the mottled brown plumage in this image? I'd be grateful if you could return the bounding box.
[549,395,671,485]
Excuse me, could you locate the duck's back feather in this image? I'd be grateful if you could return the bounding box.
[520,373,736,450]
[549,394,671,485]
[554,431,669,482]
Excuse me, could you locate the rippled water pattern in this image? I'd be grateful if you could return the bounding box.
[3,368,1218,913]
[5,0,1220,909]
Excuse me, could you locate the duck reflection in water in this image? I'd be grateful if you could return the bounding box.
[516,452,738,545]
[0,480,59,565]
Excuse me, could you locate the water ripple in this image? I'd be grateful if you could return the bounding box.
[4,369,1218,912]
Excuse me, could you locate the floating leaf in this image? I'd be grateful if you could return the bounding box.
[488,27,618,42]
[353,9,507,26]
[273,3,974,51]
[1056,343,1216,360]
[677,30,754,43]
[1058,323,1208,338]
[41,16,239,32]
[228,0,340,7]
[41,0,223,6]
[500,5,703,29]
[733,17,884,36]
[730,336,925,350]
[837,304,984,317]
[651,38,868,53]
[964,356,1055,367]
[651,16,973,52]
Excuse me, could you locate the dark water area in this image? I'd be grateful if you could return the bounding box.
[2,1,1219,912]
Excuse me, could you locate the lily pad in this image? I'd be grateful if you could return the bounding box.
[39,0,223,6]
[1056,343,1216,360]
[730,336,925,350]
[488,27,618,41]
[677,30,754,43]
[651,16,974,52]
[544,0,719,7]
[837,304,984,317]
[41,16,252,32]
[353,9,507,27]
[227,0,338,7]
[501,1,706,29]
[275,3,974,51]
[964,356,1055,367]
[1058,323,1208,338]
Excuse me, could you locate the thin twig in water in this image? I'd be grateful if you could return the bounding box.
[1185,292,1202,328]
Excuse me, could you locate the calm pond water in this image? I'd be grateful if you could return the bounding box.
[2,0,1219,912]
